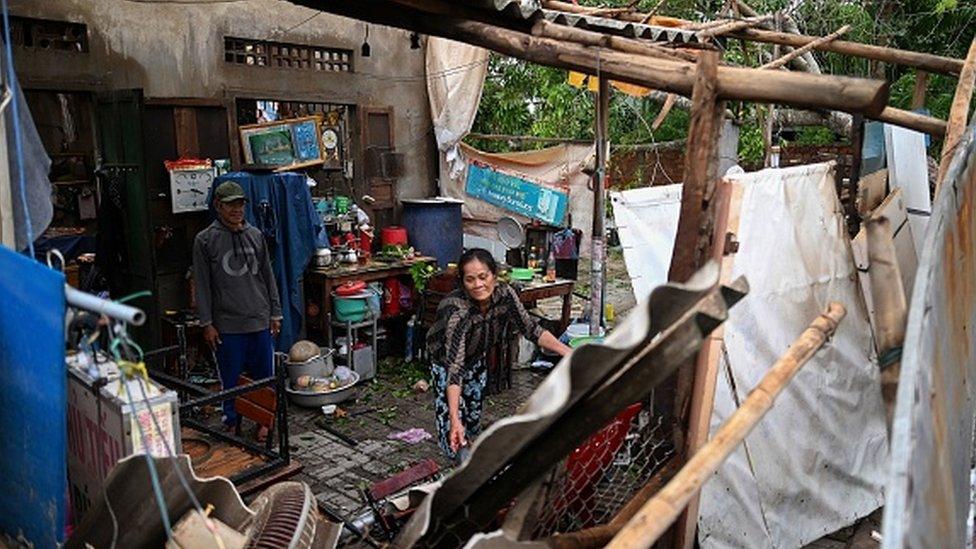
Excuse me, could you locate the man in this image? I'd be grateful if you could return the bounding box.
[193,181,282,436]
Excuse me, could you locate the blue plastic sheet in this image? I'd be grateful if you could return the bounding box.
[0,246,66,546]
[210,172,319,351]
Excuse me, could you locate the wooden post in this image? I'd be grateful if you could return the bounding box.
[937,39,976,192]
[607,303,848,549]
[590,78,610,336]
[672,180,743,549]
[668,50,723,283]
[912,70,929,110]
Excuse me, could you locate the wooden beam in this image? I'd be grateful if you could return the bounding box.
[652,93,677,130]
[606,303,848,549]
[873,106,947,137]
[760,24,850,70]
[937,39,976,191]
[668,50,722,283]
[726,27,964,76]
[301,0,891,116]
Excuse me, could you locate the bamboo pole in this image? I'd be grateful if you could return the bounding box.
[606,303,848,549]
[912,70,930,110]
[760,25,850,70]
[937,39,976,193]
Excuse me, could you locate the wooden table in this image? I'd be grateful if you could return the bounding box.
[305,256,436,341]
[514,278,576,335]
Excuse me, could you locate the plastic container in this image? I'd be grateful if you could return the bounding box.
[510,267,536,281]
[381,226,408,247]
[401,198,463,268]
[333,294,370,322]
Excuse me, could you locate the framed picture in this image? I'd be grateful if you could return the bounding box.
[239,115,325,171]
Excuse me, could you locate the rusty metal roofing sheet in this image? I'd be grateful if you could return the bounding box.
[542,9,706,44]
[882,120,976,548]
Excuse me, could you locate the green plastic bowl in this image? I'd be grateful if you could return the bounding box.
[569,335,604,348]
[510,267,536,281]
[333,295,368,322]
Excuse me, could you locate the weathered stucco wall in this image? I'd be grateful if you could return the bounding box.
[10,0,435,199]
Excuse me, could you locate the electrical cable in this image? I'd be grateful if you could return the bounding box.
[1,0,33,257]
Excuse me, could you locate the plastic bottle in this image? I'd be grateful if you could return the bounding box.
[546,250,556,282]
[528,247,538,269]
[405,315,416,362]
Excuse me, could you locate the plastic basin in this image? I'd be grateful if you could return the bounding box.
[333,295,368,322]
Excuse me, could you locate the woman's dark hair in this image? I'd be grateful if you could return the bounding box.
[458,248,498,275]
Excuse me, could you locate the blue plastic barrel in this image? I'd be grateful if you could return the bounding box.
[401,198,463,268]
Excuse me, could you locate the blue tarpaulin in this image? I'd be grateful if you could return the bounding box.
[210,172,319,352]
[0,246,66,546]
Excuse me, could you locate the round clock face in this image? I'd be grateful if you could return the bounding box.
[322,128,339,150]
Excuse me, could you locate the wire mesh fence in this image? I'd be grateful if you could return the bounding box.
[530,401,675,539]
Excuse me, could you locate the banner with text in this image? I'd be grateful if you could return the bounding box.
[465,162,569,226]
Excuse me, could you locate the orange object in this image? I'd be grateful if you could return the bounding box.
[335,280,366,296]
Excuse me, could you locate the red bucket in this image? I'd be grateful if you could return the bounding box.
[381,226,408,247]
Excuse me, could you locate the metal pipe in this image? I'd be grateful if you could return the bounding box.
[65,285,146,325]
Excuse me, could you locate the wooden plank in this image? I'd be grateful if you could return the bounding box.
[607,304,848,549]
[912,70,929,110]
[369,458,440,500]
[173,107,199,158]
[673,180,744,549]
[937,39,976,192]
[856,169,889,217]
[668,50,722,283]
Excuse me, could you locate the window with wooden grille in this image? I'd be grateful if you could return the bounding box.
[10,16,88,53]
[224,37,352,72]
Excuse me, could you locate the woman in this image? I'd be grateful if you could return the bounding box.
[426,248,571,461]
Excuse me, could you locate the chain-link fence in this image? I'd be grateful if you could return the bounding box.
[530,401,675,539]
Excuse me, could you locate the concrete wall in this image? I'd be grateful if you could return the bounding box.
[10,0,436,199]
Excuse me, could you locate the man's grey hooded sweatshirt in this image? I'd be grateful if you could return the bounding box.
[193,220,282,334]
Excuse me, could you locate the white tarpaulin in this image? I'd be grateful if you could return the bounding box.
[609,184,682,301]
[696,163,888,548]
[426,37,489,179]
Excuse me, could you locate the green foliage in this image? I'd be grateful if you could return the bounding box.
[793,126,837,146]
[738,124,766,167]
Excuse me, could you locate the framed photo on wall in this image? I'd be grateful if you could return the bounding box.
[239,115,325,171]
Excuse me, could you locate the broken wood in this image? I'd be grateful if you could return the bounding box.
[725,27,965,76]
[865,215,908,428]
[309,1,892,117]
[937,39,976,192]
[640,0,669,24]
[697,15,772,39]
[606,303,848,549]
[760,24,850,70]
[736,0,819,74]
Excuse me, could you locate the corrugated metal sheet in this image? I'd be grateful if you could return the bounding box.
[882,120,976,548]
[542,10,705,44]
[457,0,704,45]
